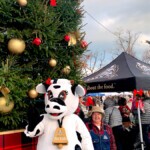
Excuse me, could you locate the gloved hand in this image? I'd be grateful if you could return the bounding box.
[27,105,44,132]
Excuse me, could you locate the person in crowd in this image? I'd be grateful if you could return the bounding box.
[79,96,87,113]
[140,91,150,150]
[94,96,103,107]
[132,91,150,150]
[74,96,86,122]
[118,97,133,130]
[86,95,95,110]
[74,96,89,142]
[86,106,117,150]
[128,95,133,102]
[104,98,124,150]
[118,97,135,150]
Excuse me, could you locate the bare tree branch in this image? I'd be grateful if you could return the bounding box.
[81,51,106,76]
[115,30,140,57]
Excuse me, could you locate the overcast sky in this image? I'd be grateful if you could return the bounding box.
[82,0,150,66]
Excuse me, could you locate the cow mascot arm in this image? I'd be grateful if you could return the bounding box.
[72,84,94,150]
[24,84,47,137]
[74,115,94,150]
[24,105,44,137]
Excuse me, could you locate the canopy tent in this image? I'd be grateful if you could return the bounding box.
[83,52,150,93]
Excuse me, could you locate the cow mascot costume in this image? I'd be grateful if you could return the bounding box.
[24,78,94,150]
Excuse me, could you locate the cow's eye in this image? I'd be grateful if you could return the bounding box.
[47,90,53,99]
[58,91,67,100]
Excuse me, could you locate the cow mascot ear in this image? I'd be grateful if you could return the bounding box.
[71,84,85,97]
[36,83,47,94]
[36,77,52,94]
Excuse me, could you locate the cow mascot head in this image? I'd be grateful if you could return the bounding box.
[24,78,94,150]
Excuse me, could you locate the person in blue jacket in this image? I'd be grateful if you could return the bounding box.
[86,106,116,150]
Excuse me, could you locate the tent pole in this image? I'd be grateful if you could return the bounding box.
[137,105,144,150]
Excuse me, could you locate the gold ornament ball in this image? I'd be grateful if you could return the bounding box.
[49,59,57,67]
[28,89,38,99]
[0,97,7,107]
[8,38,26,54]
[62,66,71,75]
[0,101,14,114]
[17,0,27,6]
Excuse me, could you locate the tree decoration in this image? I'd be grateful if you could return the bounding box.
[49,58,57,67]
[17,0,27,7]
[0,98,14,114]
[62,66,71,75]
[68,33,77,46]
[0,97,7,107]
[8,38,26,54]
[28,89,38,99]
[80,40,88,49]
[43,78,52,90]
[32,38,42,46]
[0,86,10,96]
[133,89,144,109]
[74,31,81,40]
[133,89,143,97]
[0,86,14,114]
[45,78,51,85]
[66,31,81,46]
[64,34,70,42]
[50,0,57,6]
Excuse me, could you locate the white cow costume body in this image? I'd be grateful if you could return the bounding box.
[24,79,94,150]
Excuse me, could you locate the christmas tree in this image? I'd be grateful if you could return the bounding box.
[0,0,88,131]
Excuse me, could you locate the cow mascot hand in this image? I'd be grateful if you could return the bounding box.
[24,78,94,150]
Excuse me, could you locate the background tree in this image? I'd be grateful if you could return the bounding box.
[81,51,105,76]
[115,30,150,64]
[0,0,87,131]
[114,30,140,56]
[83,29,150,79]
[142,41,150,64]
[83,30,140,76]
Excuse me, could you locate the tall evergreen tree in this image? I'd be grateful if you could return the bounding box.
[0,0,87,131]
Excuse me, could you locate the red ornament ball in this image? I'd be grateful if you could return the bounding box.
[64,35,70,42]
[32,38,42,46]
[81,40,88,49]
